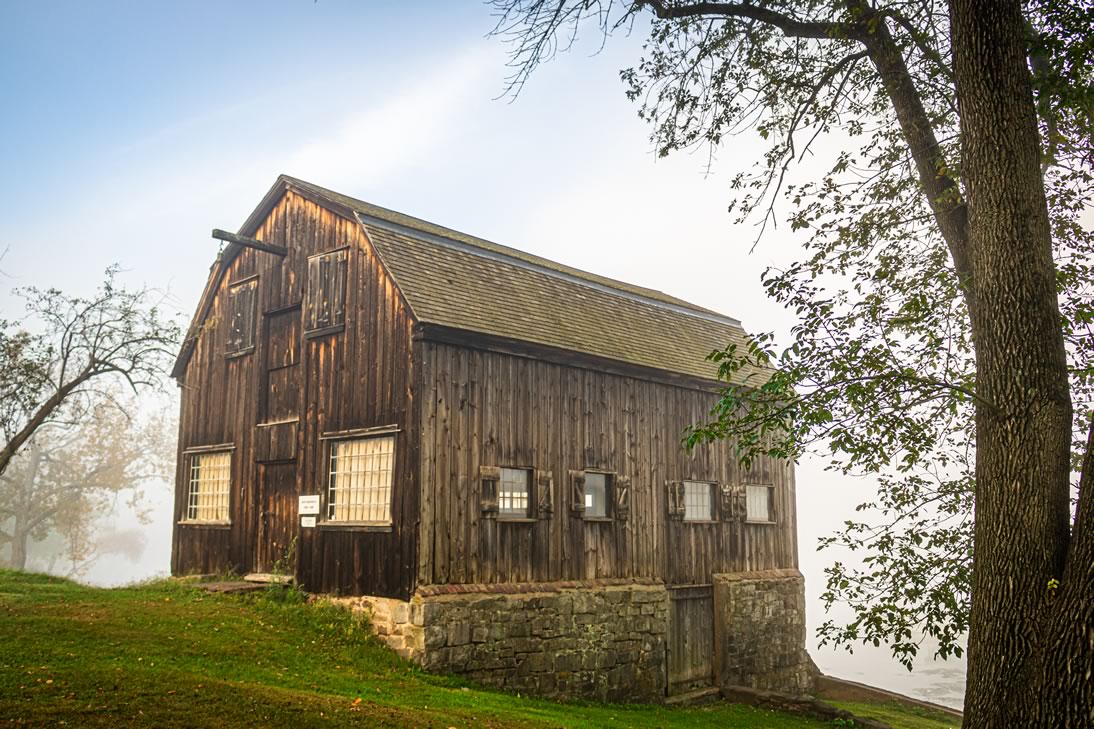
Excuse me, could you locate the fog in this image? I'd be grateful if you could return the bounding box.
[1,0,966,711]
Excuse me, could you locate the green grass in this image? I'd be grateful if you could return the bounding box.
[0,570,945,728]
[826,701,959,729]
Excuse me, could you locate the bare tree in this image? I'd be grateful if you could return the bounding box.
[0,266,180,479]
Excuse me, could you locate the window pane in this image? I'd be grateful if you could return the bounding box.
[585,472,608,518]
[746,484,774,522]
[328,436,395,523]
[498,467,531,518]
[186,451,231,522]
[684,481,714,521]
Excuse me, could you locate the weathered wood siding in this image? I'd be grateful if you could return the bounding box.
[172,191,418,598]
[417,341,798,587]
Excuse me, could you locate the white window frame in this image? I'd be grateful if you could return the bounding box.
[498,467,532,519]
[325,434,396,525]
[583,471,612,520]
[182,447,233,524]
[683,480,717,522]
[745,483,776,524]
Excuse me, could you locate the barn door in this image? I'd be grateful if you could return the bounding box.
[256,463,298,574]
[667,585,715,696]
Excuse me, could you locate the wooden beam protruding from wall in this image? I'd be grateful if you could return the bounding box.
[211,228,288,257]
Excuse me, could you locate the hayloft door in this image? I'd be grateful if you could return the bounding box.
[667,585,716,696]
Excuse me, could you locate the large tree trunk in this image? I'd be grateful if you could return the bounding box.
[1038,422,1094,726]
[950,0,1082,725]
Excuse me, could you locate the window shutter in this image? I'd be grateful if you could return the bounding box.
[615,475,631,521]
[317,254,332,328]
[569,470,586,514]
[719,482,737,522]
[331,250,348,325]
[226,278,257,355]
[536,470,554,518]
[305,249,348,333]
[666,480,685,520]
[723,484,747,522]
[480,466,500,518]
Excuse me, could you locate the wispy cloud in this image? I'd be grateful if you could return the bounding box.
[0,42,500,309]
[280,46,498,192]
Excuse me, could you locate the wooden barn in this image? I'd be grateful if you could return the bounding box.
[171,175,812,703]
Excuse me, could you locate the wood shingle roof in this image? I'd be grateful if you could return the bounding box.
[174,175,756,385]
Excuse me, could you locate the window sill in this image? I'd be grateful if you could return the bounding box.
[745,519,777,526]
[225,347,255,360]
[683,519,720,525]
[305,324,345,339]
[318,522,392,533]
[498,517,537,524]
[178,521,231,529]
[582,516,614,523]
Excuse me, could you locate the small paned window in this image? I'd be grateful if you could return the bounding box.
[584,472,611,519]
[683,481,716,522]
[327,435,395,523]
[499,467,532,518]
[305,249,348,334]
[746,483,776,523]
[225,278,257,355]
[185,451,232,522]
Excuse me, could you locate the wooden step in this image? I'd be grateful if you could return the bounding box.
[242,573,293,584]
[665,686,722,706]
[194,581,268,595]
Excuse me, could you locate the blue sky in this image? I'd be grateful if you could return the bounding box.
[0,1,965,705]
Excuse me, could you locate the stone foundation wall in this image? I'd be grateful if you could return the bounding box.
[420,583,669,703]
[713,569,814,696]
[337,573,812,703]
[333,594,425,660]
[336,581,669,703]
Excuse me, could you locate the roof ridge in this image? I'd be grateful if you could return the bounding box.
[279,174,734,322]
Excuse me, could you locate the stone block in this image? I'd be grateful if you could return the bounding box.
[447,620,471,647]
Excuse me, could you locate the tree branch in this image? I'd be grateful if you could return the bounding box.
[637,0,864,40]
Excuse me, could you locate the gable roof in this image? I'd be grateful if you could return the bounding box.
[173,175,754,384]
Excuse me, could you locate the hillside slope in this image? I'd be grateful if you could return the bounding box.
[0,571,954,728]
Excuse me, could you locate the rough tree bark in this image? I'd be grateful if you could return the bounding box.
[951,0,1087,726]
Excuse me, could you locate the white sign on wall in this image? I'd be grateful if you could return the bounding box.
[301,516,317,528]
[298,495,321,516]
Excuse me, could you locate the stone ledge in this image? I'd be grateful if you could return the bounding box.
[713,568,803,582]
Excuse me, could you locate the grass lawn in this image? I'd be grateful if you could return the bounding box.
[0,570,956,728]
[825,701,960,729]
